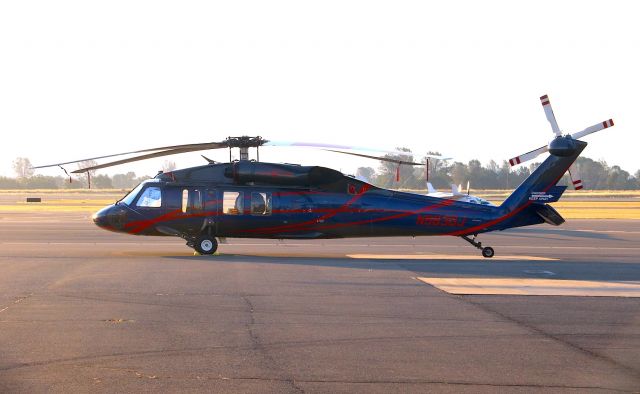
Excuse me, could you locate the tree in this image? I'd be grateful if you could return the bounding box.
[606,165,634,190]
[450,162,469,186]
[162,160,177,172]
[0,176,20,188]
[355,167,375,182]
[420,152,452,189]
[77,160,99,177]
[574,157,607,189]
[498,161,512,189]
[74,160,99,188]
[23,175,58,189]
[92,174,113,189]
[112,172,139,189]
[13,157,34,179]
[376,148,417,188]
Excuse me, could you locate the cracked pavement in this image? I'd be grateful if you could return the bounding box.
[1,214,639,392]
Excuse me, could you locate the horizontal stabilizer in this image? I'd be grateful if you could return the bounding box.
[535,204,565,226]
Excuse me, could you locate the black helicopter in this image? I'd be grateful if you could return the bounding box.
[34,95,614,257]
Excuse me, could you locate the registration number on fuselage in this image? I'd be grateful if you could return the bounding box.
[416,215,467,227]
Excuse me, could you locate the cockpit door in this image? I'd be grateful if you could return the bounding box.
[203,189,219,235]
[180,187,217,236]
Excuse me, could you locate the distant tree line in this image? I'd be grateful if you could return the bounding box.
[0,157,158,190]
[355,149,640,190]
[2,155,638,190]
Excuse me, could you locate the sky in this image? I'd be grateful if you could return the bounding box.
[1,1,639,180]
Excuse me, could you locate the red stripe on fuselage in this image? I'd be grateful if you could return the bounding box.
[238,193,455,236]
[243,184,372,234]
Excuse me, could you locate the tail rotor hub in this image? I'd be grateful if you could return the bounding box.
[548,135,577,157]
[506,94,614,190]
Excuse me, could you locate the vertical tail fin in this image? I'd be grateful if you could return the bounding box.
[500,140,586,212]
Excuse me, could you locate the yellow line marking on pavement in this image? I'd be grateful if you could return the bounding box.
[417,277,640,297]
[348,254,556,261]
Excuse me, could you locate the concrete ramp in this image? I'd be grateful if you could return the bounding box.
[418,277,640,297]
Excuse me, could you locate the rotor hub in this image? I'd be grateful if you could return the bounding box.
[548,135,577,157]
[225,136,268,149]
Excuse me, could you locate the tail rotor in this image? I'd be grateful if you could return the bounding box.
[507,94,614,190]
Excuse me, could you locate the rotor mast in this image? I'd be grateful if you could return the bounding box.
[227,136,266,162]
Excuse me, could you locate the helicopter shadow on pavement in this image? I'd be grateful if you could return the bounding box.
[163,253,640,282]
[497,227,624,242]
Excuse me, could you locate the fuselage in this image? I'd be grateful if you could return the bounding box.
[92,162,544,240]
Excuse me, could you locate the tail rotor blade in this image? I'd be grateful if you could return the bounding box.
[508,145,548,166]
[571,119,614,140]
[568,164,583,190]
[540,95,561,136]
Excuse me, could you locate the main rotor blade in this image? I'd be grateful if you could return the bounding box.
[33,141,228,169]
[508,145,548,166]
[71,145,223,173]
[267,140,449,160]
[540,94,561,136]
[323,149,425,166]
[571,119,614,140]
[268,140,408,156]
[567,164,583,190]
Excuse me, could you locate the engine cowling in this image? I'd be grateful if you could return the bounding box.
[224,162,343,186]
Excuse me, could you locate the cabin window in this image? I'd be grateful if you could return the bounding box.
[181,189,203,213]
[136,186,162,208]
[251,192,272,215]
[223,191,243,215]
[181,189,188,213]
[191,189,203,211]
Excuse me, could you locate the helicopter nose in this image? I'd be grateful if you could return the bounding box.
[92,205,127,232]
[92,206,113,229]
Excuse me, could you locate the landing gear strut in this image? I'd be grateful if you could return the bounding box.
[460,234,494,258]
[184,224,219,255]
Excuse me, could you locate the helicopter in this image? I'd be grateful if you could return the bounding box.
[34,95,614,258]
[426,182,495,206]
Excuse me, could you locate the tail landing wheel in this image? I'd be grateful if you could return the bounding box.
[460,235,495,259]
[482,246,495,258]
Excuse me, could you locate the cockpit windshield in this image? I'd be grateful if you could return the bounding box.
[120,183,145,206]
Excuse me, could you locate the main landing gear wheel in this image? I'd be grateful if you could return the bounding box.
[460,235,495,259]
[194,235,218,255]
[482,247,495,258]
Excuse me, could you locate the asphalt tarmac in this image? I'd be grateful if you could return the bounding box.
[1,212,639,393]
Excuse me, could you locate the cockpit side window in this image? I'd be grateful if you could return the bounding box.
[136,186,162,208]
[121,183,145,206]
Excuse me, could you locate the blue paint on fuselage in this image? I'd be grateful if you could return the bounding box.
[95,139,585,240]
